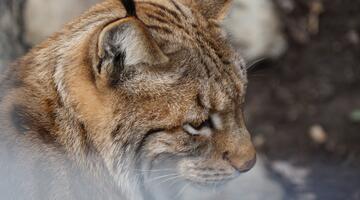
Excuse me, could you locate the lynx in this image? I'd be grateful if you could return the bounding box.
[0,0,256,199]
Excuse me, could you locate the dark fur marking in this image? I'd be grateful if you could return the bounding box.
[223,60,231,65]
[112,135,133,171]
[97,59,104,74]
[145,13,170,24]
[37,125,56,145]
[146,25,172,34]
[195,32,239,96]
[56,96,64,108]
[145,11,186,31]
[148,153,174,173]
[111,124,122,139]
[199,56,211,78]
[112,139,131,171]
[121,0,137,17]
[11,105,31,133]
[141,2,181,22]
[134,128,165,156]
[78,122,95,156]
[11,104,57,144]
[196,93,207,110]
[151,9,186,31]
[194,32,238,100]
[169,0,188,19]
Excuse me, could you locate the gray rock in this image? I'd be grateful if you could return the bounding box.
[223,0,287,61]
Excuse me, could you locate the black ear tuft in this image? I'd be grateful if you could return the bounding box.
[121,0,137,17]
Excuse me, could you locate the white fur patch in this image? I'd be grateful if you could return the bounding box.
[183,113,224,137]
[211,113,223,130]
[183,124,212,137]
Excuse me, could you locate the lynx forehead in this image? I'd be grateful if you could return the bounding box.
[0,0,256,200]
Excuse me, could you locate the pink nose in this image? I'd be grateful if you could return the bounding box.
[236,155,256,172]
[223,152,257,173]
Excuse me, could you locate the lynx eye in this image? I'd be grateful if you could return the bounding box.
[193,119,214,130]
[183,118,213,136]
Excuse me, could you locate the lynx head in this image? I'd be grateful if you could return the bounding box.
[55,0,256,198]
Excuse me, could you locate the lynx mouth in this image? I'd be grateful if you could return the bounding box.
[183,172,239,189]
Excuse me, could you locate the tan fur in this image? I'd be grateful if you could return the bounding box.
[0,0,255,199]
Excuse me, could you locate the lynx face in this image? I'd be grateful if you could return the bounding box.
[93,0,257,192]
[45,0,256,198]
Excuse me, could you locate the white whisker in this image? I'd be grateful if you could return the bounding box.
[246,57,266,71]
[175,183,190,200]
[167,176,183,189]
[156,175,181,186]
[145,173,178,183]
[133,168,176,177]
[133,168,174,172]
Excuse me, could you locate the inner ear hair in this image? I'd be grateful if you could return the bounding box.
[96,18,168,84]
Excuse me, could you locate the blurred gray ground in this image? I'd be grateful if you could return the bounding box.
[0,0,359,200]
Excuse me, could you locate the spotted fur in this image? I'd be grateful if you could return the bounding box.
[0,0,255,199]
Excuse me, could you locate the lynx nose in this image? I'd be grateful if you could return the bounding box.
[236,155,256,172]
[223,148,257,173]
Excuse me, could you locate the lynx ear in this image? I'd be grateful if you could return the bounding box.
[184,0,233,21]
[97,18,168,81]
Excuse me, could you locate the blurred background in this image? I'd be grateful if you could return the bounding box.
[0,0,359,199]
